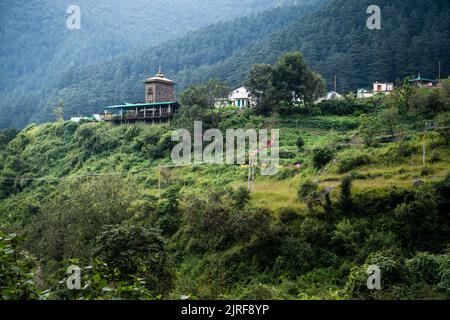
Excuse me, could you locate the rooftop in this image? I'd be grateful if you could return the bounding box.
[105,101,179,110]
[143,67,175,84]
[409,73,435,83]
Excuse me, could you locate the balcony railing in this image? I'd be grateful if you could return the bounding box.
[104,109,173,121]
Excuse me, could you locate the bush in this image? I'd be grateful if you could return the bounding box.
[296,136,305,151]
[396,138,416,158]
[230,186,251,209]
[0,128,19,147]
[275,167,298,180]
[393,187,443,251]
[337,150,371,173]
[57,259,156,300]
[181,192,271,252]
[436,112,450,145]
[345,249,408,299]
[239,283,280,300]
[332,218,361,254]
[94,225,175,296]
[300,217,328,245]
[339,176,353,215]
[0,231,44,300]
[318,100,372,116]
[311,145,335,169]
[406,252,442,284]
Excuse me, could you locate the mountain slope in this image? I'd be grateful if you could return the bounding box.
[0,0,279,92]
[0,1,327,128]
[0,0,287,128]
[2,0,450,128]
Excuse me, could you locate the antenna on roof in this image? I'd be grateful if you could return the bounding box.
[333,73,337,92]
[158,65,162,74]
[439,61,441,83]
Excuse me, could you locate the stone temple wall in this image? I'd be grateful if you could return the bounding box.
[145,82,176,103]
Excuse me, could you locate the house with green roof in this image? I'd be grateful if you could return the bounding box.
[409,73,437,88]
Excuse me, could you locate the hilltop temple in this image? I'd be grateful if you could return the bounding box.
[104,68,180,124]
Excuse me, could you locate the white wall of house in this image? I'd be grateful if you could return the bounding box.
[373,82,394,92]
[315,91,342,103]
[357,89,374,99]
[229,86,255,108]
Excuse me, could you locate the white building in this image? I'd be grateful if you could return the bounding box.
[357,89,374,99]
[70,114,102,123]
[315,91,343,103]
[357,82,394,99]
[229,86,255,108]
[373,82,394,93]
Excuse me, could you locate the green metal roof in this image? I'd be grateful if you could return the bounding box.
[105,101,179,110]
[409,75,435,83]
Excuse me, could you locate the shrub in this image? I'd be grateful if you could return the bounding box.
[406,252,441,284]
[57,259,156,300]
[230,186,251,209]
[297,179,319,211]
[337,150,371,173]
[332,218,361,254]
[345,249,408,299]
[296,136,305,151]
[298,179,319,201]
[318,100,372,116]
[311,145,335,169]
[300,217,328,245]
[0,128,19,147]
[0,231,44,300]
[275,167,298,180]
[277,207,302,224]
[339,176,353,215]
[94,225,175,296]
[435,112,450,145]
[239,283,280,300]
[393,187,443,251]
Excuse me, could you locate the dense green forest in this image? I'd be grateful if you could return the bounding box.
[1,0,314,128]
[1,0,449,301]
[1,51,449,299]
[1,0,449,129]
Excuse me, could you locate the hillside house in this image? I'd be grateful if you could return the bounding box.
[357,82,394,99]
[104,68,180,124]
[316,91,343,103]
[373,82,394,93]
[409,73,437,87]
[229,86,255,108]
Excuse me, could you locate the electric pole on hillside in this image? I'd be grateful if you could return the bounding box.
[423,124,427,170]
[423,122,434,171]
[333,74,337,92]
[439,61,441,83]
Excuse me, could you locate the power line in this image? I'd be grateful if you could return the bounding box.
[1,126,449,183]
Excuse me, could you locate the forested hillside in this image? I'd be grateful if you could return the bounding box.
[1,0,448,129]
[1,73,449,299]
[0,0,302,128]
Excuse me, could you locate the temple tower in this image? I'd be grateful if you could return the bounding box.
[143,67,176,103]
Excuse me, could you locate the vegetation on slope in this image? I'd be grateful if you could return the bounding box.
[3,0,449,129]
[0,1,328,128]
[1,53,449,299]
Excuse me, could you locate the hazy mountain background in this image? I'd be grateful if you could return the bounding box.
[0,0,327,128]
[0,0,282,91]
[1,0,449,128]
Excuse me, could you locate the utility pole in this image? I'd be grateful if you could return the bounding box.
[423,122,428,170]
[439,60,441,83]
[157,167,161,192]
[333,74,337,92]
[247,154,256,192]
